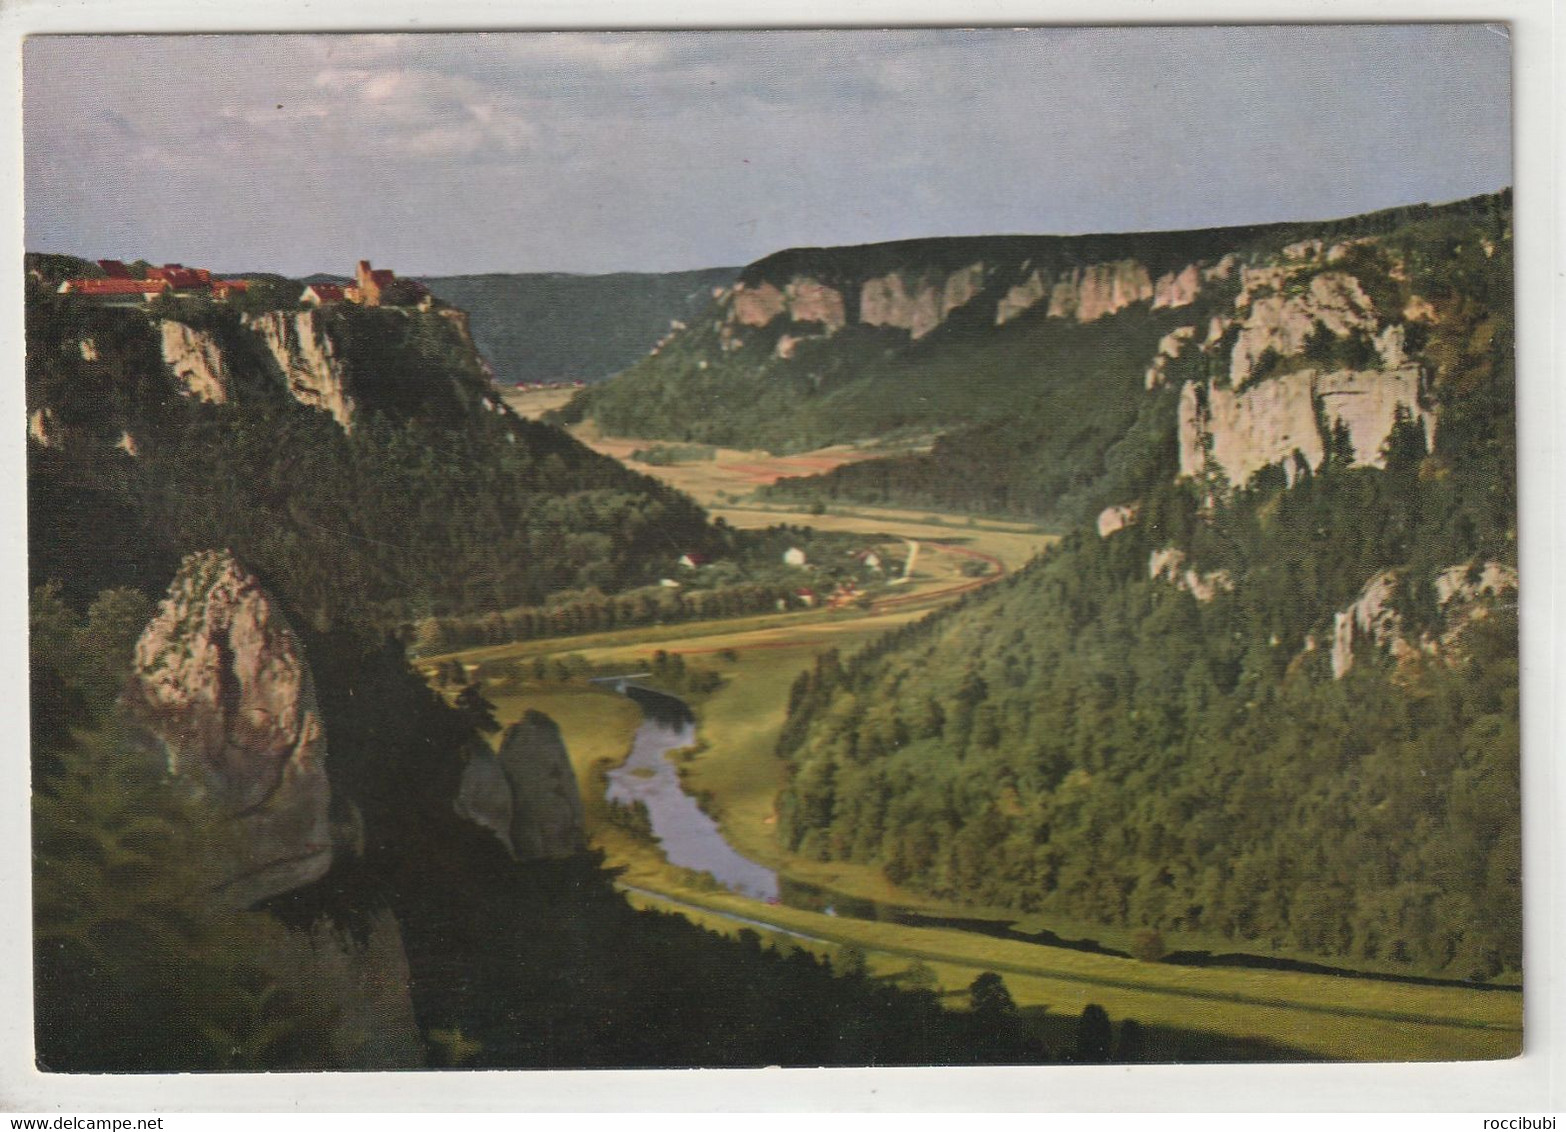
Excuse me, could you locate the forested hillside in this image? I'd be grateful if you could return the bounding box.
[421,267,737,386]
[25,284,716,623]
[774,196,1519,980]
[567,194,1509,529]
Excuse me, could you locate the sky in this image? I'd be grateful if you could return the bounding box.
[23,26,1512,277]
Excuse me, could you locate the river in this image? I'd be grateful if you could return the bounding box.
[604,685,780,902]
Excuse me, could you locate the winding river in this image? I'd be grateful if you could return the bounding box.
[604,685,779,902]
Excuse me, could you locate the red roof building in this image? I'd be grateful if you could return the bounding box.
[97,259,131,278]
[302,282,347,305]
[58,277,170,297]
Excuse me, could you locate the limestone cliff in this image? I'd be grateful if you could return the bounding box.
[243,310,358,431]
[160,320,230,404]
[128,550,332,905]
[1177,246,1435,489]
[492,711,587,860]
[1331,562,1517,678]
[1048,260,1155,323]
[860,262,985,339]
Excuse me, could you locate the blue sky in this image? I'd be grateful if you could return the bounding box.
[23,26,1512,276]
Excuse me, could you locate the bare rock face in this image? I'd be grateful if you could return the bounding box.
[494,711,586,860]
[1097,503,1138,539]
[1145,325,1197,389]
[1180,365,1432,489]
[1178,250,1434,490]
[785,278,847,332]
[731,281,787,327]
[1331,570,1403,678]
[28,408,59,448]
[940,262,987,321]
[129,550,331,905]
[1152,263,1202,310]
[1046,260,1154,322]
[1149,546,1233,603]
[160,320,230,404]
[455,744,516,854]
[995,270,1047,325]
[1331,562,1518,678]
[861,263,984,339]
[1180,370,1321,485]
[244,310,358,431]
[1230,271,1379,387]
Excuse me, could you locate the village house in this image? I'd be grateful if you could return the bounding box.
[58,260,249,304]
[302,282,348,306]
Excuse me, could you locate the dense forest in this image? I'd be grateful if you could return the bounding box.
[774,197,1519,980]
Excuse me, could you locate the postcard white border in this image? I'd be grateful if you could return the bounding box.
[0,0,1559,1115]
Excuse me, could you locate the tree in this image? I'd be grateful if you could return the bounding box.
[968,971,1017,1019]
[1113,1018,1147,1063]
[455,681,500,734]
[1075,1003,1113,1063]
[1130,928,1167,963]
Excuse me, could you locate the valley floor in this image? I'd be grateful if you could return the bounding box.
[429,440,1521,1064]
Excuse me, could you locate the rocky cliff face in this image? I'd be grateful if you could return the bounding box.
[1176,247,1435,489]
[128,549,332,905]
[244,310,358,431]
[1331,561,1517,678]
[455,743,518,854]
[160,320,231,404]
[474,710,587,860]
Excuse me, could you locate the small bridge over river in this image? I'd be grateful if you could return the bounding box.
[589,673,652,694]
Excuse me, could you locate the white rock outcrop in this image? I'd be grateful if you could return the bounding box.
[161,320,230,404]
[1145,325,1197,389]
[1048,260,1154,322]
[861,263,984,339]
[1179,365,1432,488]
[1331,562,1518,678]
[995,270,1047,325]
[1229,272,1380,387]
[1148,546,1233,603]
[245,310,358,430]
[28,408,59,448]
[1097,503,1139,539]
[1152,263,1202,310]
[785,277,848,332]
[129,550,331,904]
